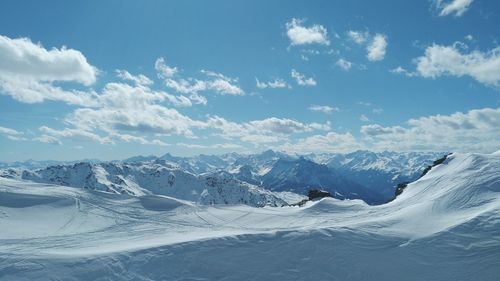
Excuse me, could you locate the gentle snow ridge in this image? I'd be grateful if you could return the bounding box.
[0,152,498,280]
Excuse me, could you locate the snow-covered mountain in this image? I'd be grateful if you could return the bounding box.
[200,171,287,207]
[194,149,443,202]
[308,150,446,199]
[260,156,383,204]
[0,158,101,170]
[0,150,446,205]
[8,160,287,207]
[1,151,498,280]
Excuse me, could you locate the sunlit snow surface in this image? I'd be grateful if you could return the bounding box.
[0,153,499,280]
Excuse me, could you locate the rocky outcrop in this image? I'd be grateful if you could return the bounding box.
[391,154,451,200]
[291,189,333,207]
[308,189,332,200]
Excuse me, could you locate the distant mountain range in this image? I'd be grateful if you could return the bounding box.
[0,150,446,205]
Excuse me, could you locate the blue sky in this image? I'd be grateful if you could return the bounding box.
[0,0,499,161]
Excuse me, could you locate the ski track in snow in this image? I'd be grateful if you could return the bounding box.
[0,152,499,280]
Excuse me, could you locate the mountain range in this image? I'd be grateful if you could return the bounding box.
[0,150,446,205]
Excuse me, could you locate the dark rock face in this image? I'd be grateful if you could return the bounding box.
[421,154,451,177]
[394,182,410,197]
[307,189,332,200]
[290,189,332,207]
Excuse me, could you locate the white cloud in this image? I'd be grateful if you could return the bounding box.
[336,58,353,71]
[0,35,99,106]
[415,43,500,87]
[164,93,192,107]
[255,78,290,89]
[67,83,202,139]
[43,82,200,144]
[0,35,97,85]
[111,133,169,146]
[207,77,244,95]
[357,101,373,107]
[433,0,474,17]
[301,49,320,55]
[308,105,339,114]
[162,79,208,105]
[165,77,244,97]
[0,76,99,106]
[366,34,388,61]
[177,142,243,149]
[48,78,326,147]
[361,124,406,136]
[291,69,317,86]
[286,18,330,46]
[36,125,169,146]
[158,64,244,104]
[155,57,178,78]
[239,134,283,144]
[0,35,338,150]
[360,114,370,122]
[38,126,114,145]
[206,116,330,144]
[0,126,22,136]
[0,126,25,140]
[361,107,500,153]
[249,118,326,134]
[33,134,62,145]
[390,66,407,74]
[390,66,416,77]
[347,30,368,45]
[116,70,153,86]
[276,132,362,154]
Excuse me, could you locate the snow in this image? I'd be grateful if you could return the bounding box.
[0,152,499,280]
[1,150,446,204]
[15,161,286,207]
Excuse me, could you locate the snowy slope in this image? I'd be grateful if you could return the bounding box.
[0,152,499,280]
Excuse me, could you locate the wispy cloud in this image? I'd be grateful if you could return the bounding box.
[308,105,339,114]
[0,126,26,141]
[156,62,244,105]
[390,66,416,77]
[433,0,474,17]
[116,70,153,86]
[347,30,369,45]
[336,58,353,71]
[255,78,290,89]
[291,69,317,86]
[154,57,178,78]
